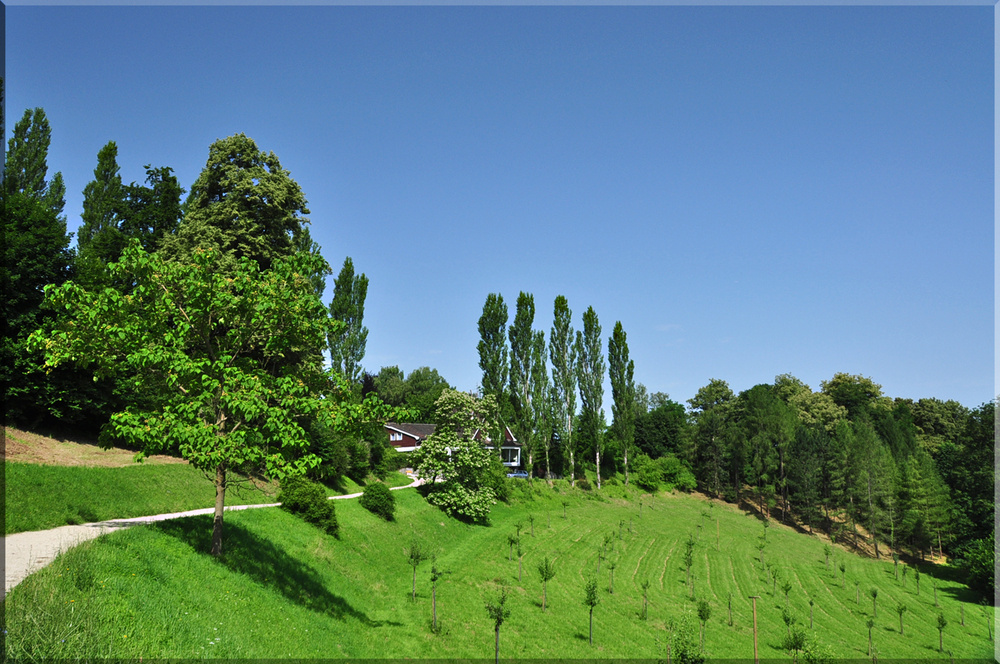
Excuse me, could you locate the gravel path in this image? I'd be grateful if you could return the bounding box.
[3,477,421,598]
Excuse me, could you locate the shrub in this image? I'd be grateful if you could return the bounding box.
[486,456,512,503]
[373,443,405,479]
[635,462,661,492]
[278,475,338,536]
[658,455,696,492]
[360,481,396,521]
[576,478,592,491]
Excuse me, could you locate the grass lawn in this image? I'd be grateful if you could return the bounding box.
[3,461,279,534]
[5,454,411,534]
[4,479,993,660]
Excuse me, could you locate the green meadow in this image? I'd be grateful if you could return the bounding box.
[4,461,413,535]
[4,479,993,660]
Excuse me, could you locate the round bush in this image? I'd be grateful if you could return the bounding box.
[278,475,339,536]
[359,481,396,521]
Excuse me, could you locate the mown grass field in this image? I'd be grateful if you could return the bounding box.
[4,478,993,660]
[3,461,280,534]
[4,459,411,534]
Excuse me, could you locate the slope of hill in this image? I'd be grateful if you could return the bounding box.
[3,478,993,660]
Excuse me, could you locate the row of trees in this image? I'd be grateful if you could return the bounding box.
[2,103,401,554]
[471,293,991,593]
[477,293,640,490]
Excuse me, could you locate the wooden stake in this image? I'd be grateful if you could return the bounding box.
[750,595,760,664]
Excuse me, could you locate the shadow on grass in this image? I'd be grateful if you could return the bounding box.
[153,515,400,627]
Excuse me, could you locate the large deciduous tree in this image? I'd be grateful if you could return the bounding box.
[403,366,451,422]
[549,295,577,485]
[608,321,636,485]
[120,164,184,253]
[328,256,369,384]
[820,372,887,420]
[30,241,388,557]
[412,389,502,523]
[160,133,311,273]
[576,306,605,488]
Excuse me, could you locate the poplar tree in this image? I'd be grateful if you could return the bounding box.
[549,295,577,485]
[478,292,509,434]
[608,321,636,485]
[528,330,551,481]
[576,306,605,488]
[5,107,66,219]
[328,257,369,384]
[76,141,126,289]
[508,292,536,469]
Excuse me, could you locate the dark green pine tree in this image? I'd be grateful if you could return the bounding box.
[328,257,369,385]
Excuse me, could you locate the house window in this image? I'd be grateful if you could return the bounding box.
[500,447,520,466]
[390,432,402,442]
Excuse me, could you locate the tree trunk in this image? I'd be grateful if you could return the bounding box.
[211,465,227,557]
[528,451,534,482]
[542,582,547,611]
[495,626,500,664]
[569,449,576,488]
[624,445,629,486]
[589,607,593,644]
[545,446,552,486]
[412,567,417,601]
[432,584,437,630]
[596,449,601,489]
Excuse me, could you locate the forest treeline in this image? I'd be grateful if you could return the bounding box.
[1,106,399,491]
[454,291,994,597]
[2,103,992,588]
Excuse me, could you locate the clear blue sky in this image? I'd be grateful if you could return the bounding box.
[6,5,994,411]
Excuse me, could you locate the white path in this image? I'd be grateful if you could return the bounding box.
[4,476,421,598]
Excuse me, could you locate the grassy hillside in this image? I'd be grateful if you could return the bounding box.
[4,428,412,534]
[4,480,993,660]
[3,461,280,534]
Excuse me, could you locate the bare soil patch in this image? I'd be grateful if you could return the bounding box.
[3,427,187,467]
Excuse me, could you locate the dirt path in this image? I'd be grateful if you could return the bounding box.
[3,479,421,598]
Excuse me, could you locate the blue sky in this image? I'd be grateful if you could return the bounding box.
[6,5,993,411]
